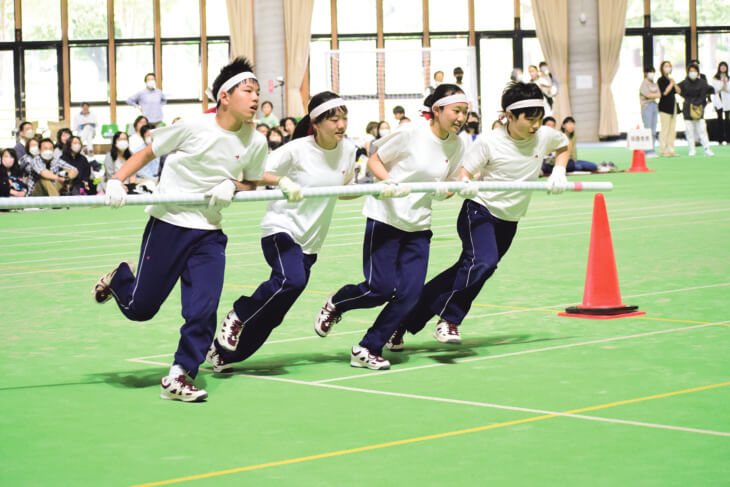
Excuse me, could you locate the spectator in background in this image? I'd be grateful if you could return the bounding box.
[362,121,379,155]
[27,138,78,196]
[126,73,166,127]
[678,64,715,157]
[542,116,557,129]
[128,115,149,154]
[459,111,480,147]
[545,117,598,174]
[367,121,391,156]
[393,105,405,123]
[19,136,41,177]
[491,120,504,130]
[400,117,411,124]
[453,66,464,85]
[510,68,524,83]
[134,124,160,180]
[280,117,297,143]
[710,61,730,145]
[73,102,98,153]
[1,148,28,198]
[539,62,560,101]
[657,60,681,157]
[267,127,284,151]
[528,65,540,83]
[259,101,279,128]
[62,135,98,195]
[425,70,444,97]
[256,123,270,138]
[15,121,34,160]
[54,128,73,160]
[101,131,134,194]
[639,66,660,157]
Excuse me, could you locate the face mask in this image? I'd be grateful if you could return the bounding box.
[689,72,699,81]
[23,130,34,139]
[663,67,671,75]
[116,140,129,151]
[71,144,82,153]
[268,141,282,150]
[467,121,480,132]
[646,73,655,81]
[41,150,54,161]
[379,129,390,137]
[29,147,40,156]
[144,136,152,144]
[541,67,549,75]
[146,80,156,89]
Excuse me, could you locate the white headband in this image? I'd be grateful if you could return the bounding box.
[505,99,545,112]
[216,72,257,101]
[309,98,347,120]
[433,94,470,108]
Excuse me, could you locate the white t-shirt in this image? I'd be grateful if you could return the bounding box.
[462,125,568,222]
[146,114,268,230]
[261,136,357,254]
[363,120,465,232]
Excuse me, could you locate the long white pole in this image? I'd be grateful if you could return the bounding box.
[0,181,613,209]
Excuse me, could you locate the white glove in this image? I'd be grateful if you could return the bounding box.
[546,165,569,194]
[458,179,479,199]
[205,179,236,209]
[432,182,450,201]
[105,178,127,208]
[376,179,411,200]
[278,176,303,202]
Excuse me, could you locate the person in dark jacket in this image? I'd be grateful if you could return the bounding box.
[678,64,715,156]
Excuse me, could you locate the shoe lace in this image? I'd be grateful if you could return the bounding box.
[177,375,199,391]
[442,322,459,336]
[228,320,243,338]
[322,304,342,326]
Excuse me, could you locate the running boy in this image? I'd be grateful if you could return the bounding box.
[389,81,570,349]
[93,57,268,402]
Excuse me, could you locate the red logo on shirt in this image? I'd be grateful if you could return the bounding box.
[342,170,345,174]
[235,155,240,159]
[445,159,449,164]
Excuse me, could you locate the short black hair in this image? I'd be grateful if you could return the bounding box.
[139,124,155,138]
[542,116,556,125]
[144,72,155,81]
[133,115,148,132]
[262,100,273,109]
[39,137,55,150]
[423,83,466,116]
[644,66,655,74]
[81,102,90,107]
[212,56,257,108]
[562,116,576,125]
[501,82,545,120]
[392,105,405,115]
[18,121,32,133]
[453,66,464,75]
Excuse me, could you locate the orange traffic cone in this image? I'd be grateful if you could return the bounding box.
[559,193,646,320]
[626,149,655,172]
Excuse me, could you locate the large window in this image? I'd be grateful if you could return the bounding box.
[614,36,644,133]
[0,0,13,42]
[70,46,108,103]
[24,49,60,123]
[0,50,14,147]
[68,0,107,40]
[116,45,153,102]
[162,43,201,99]
[429,0,468,32]
[383,0,421,33]
[22,0,61,41]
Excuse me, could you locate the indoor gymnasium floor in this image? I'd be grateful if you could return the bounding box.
[1,146,728,486]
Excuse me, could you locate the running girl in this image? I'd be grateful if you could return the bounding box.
[313,84,470,370]
[207,92,360,371]
[390,81,570,349]
[92,57,268,402]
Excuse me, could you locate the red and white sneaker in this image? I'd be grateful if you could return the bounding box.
[433,319,461,344]
[386,327,406,352]
[160,374,208,402]
[92,261,134,303]
[314,294,341,337]
[217,310,244,352]
[350,345,391,370]
[205,343,233,373]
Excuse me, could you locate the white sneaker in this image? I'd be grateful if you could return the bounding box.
[433,319,462,344]
[688,148,696,156]
[205,343,233,373]
[386,327,406,352]
[92,260,134,303]
[217,310,244,352]
[350,346,391,370]
[160,374,208,402]
[314,294,341,337]
[704,148,715,156]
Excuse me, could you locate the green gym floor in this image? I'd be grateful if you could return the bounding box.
[1,146,728,486]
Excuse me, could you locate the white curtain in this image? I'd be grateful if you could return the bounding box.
[226,0,255,62]
[532,0,572,124]
[597,0,627,137]
[284,0,315,117]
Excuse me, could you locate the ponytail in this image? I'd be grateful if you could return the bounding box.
[421,83,464,120]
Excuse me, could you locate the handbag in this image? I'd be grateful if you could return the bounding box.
[689,103,704,120]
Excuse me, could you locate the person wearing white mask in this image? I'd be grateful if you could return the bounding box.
[27,138,78,196]
[101,131,135,193]
[678,64,715,156]
[15,121,35,159]
[61,135,98,194]
[126,73,167,127]
[639,66,661,157]
[134,124,160,181]
[19,136,41,177]
[657,60,681,157]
